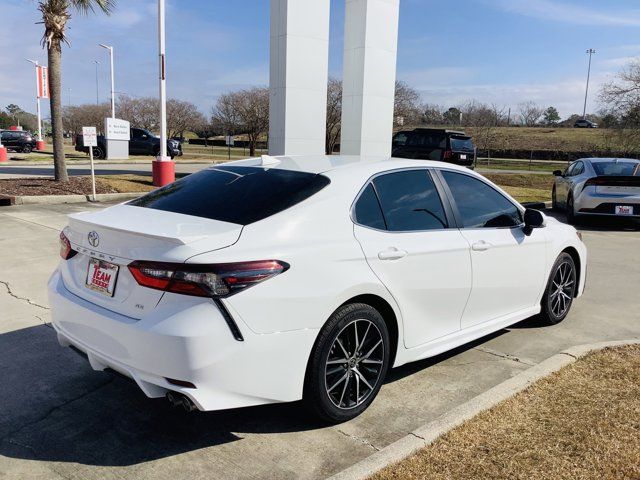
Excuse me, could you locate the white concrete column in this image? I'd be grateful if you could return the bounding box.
[269,0,331,156]
[341,0,400,156]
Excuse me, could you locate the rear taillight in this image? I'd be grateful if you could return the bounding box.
[128,260,289,298]
[59,231,77,260]
[443,150,452,159]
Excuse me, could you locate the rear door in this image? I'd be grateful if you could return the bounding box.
[439,170,547,328]
[353,169,472,348]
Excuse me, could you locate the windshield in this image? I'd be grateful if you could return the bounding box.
[128,166,331,225]
[450,136,474,151]
[592,161,640,176]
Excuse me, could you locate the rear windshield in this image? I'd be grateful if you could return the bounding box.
[592,161,640,176]
[450,136,474,151]
[128,166,330,225]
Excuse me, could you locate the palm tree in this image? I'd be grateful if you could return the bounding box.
[39,0,115,182]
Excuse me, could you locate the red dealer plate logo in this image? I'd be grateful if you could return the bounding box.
[86,258,119,297]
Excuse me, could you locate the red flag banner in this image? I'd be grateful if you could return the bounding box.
[37,66,50,99]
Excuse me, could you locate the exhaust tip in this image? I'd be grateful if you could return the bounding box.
[166,391,197,412]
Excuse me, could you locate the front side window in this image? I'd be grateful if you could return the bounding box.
[442,171,522,229]
[372,170,448,231]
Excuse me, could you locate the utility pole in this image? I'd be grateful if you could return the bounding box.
[583,48,596,119]
[94,60,100,105]
[99,44,115,118]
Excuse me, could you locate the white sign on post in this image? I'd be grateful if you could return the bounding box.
[82,126,98,201]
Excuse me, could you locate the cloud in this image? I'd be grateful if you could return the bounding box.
[487,0,640,27]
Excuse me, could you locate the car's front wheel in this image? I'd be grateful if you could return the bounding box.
[540,252,577,325]
[21,144,32,154]
[304,303,390,423]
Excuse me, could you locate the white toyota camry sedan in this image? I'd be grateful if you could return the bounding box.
[48,155,586,422]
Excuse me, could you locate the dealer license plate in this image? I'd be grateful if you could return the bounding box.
[86,258,119,296]
[615,205,634,216]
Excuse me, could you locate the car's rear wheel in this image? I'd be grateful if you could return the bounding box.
[93,146,105,159]
[304,303,390,423]
[21,144,32,154]
[540,253,576,325]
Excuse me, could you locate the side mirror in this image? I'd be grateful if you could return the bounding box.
[553,170,563,177]
[523,208,545,236]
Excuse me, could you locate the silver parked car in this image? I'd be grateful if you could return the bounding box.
[552,158,640,223]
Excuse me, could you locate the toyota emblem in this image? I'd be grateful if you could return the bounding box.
[88,231,100,248]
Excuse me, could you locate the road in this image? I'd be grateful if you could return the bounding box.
[0,160,553,179]
[0,203,638,479]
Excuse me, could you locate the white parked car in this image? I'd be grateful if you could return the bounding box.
[48,155,587,422]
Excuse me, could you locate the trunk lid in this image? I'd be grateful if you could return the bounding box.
[591,176,640,195]
[60,204,242,318]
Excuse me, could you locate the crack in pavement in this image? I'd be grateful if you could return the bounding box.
[0,376,115,451]
[0,280,50,310]
[336,429,380,452]
[473,346,536,366]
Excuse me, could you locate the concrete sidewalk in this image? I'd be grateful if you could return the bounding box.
[0,203,638,479]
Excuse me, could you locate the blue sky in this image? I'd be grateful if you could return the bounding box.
[2,0,640,121]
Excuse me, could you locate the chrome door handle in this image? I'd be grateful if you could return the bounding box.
[471,240,492,251]
[378,247,407,260]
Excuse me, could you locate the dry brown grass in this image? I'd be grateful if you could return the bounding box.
[483,173,555,203]
[97,175,156,193]
[373,345,640,480]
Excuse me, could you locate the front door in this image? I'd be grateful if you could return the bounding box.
[352,169,472,348]
[439,170,547,329]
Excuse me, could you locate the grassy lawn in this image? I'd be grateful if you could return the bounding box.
[475,158,567,172]
[97,174,157,193]
[483,173,554,203]
[373,345,640,480]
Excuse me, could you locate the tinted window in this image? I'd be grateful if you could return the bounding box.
[565,162,577,176]
[572,162,584,175]
[414,133,446,148]
[450,136,474,151]
[128,166,330,225]
[592,161,640,176]
[442,171,522,228]
[354,184,386,230]
[372,170,447,231]
[393,133,408,146]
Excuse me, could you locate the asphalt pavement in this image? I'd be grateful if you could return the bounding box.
[0,203,638,479]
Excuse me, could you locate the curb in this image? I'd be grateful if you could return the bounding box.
[2,192,146,206]
[328,339,640,480]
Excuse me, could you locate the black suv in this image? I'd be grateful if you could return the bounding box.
[392,128,476,167]
[0,130,37,153]
[75,127,182,159]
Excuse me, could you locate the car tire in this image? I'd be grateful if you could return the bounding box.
[540,253,577,325]
[551,185,559,211]
[304,303,390,424]
[21,145,32,154]
[93,146,105,159]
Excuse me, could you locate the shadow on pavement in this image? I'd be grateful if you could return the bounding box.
[0,318,544,467]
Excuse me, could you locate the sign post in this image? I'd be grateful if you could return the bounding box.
[26,61,48,151]
[225,135,234,160]
[83,126,98,201]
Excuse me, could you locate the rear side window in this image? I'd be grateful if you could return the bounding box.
[442,171,522,228]
[372,170,448,231]
[128,166,330,225]
[354,184,386,230]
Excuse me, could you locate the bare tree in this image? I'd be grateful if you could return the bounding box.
[421,103,444,125]
[459,101,504,153]
[518,101,544,126]
[63,103,111,135]
[394,80,422,125]
[600,60,640,116]
[211,87,269,156]
[166,99,206,139]
[325,77,342,154]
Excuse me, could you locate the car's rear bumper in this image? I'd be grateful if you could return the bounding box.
[576,192,640,218]
[48,269,318,411]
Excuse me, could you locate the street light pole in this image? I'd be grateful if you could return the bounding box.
[99,44,115,118]
[94,60,100,105]
[583,48,596,119]
[152,0,175,186]
[26,59,44,149]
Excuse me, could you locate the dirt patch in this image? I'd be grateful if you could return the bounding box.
[98,175,157,193]
[0,176,119,196]
[373,345,640,480]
